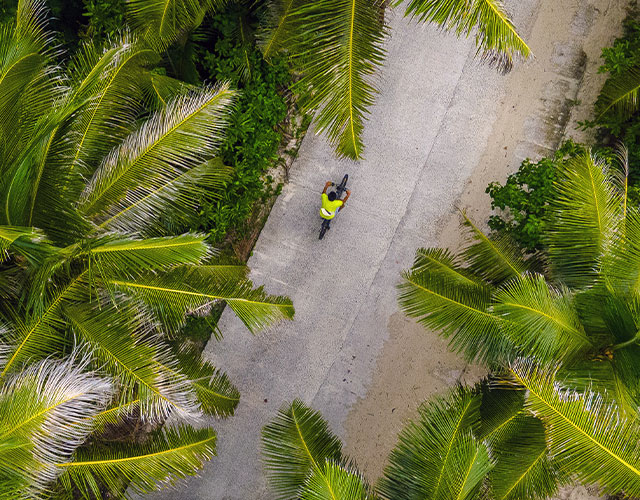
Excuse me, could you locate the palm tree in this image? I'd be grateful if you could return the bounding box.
[263,363,640,500]
[0,1,293,497]
[261,149,640,499]
[396,148,640,495]
[126,0,531,159]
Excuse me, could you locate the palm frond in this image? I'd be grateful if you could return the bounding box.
[14,0,53,50]
[65,302,201,422]
[379,385,486,500]
[595,66,640,120]
[478,380,525,441]
[143,72,192,109]
[87,398,141,432]
[493,273,593,363]
[105,265,294,333]
[411,247,486,287]
[545,152,621,288]
[479,379,562,500]
[558,359,640,417]
[57,425,216,498]
[262,399,343,500]
[487,414,561,500]
[461,212,529,284]
[0,42,61,177]
[604,209,640,296]
[511,359,640,496]
[173,348,240,417]
[127,0,223,48]
[88,233,212,278]
[256,0,305,59]
[290,0,387,159]
[0,225,42,261]
[301,461,373,500]
[398,269,513,365]
[95,158,233,236]
[0,355,112,496]
[79,84,235,223]
[64,37,160,179]
[404,0,530,73]
[0,269,88,376]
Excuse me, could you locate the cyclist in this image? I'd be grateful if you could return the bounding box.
[320,180,350,220]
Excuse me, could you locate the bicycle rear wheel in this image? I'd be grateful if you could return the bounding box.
[319,221,329,239]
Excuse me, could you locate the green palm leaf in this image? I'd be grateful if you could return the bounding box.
[127,0,224,48]
[403,0,531,73]
[461,212,529,284]
[64,38,160,179]
[379,385,488,500]
[595,66,640,120]
[545,152,621,288]
[0,225,42,260]
[173,348,240,417]
[604,208,640,296]
[88,233,211,278]
[511,360,640,496]
[0,0,58,167]
[262,399,344,500]
[411,248,485,287]
[290,0,387,159]
[493,273,593,363]
[479,383,562,500]
[487,414,560,500]
[95,158,233,236]
[0,269,88,376]
[558,359,640,417]
[105,265,294,333]
[301,461,374,500]
[143,72,192,109]
[87,398,141,432]
[65,302,201,421]
[0,355,111,496]
[256,0,305,59]
[57,425,216,498]
[398,269,512,364]
[78,84,235,222]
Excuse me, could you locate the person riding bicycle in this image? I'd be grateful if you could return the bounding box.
[320,181,350,220]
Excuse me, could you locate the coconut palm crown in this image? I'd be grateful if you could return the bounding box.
[0,1,293,497]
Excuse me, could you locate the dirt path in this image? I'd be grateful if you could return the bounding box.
[344,1,628,496]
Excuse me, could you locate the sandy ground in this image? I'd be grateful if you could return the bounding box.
[343,0,629,495]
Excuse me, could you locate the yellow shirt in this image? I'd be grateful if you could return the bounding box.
[320,193,343,220]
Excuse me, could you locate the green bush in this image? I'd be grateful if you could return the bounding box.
[82,0,127,43]
[583,8,640,185]
[190,8,291,244]
[486,141,589,253]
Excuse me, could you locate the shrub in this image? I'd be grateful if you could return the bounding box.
[190,8,291,244]
[486,141,590,253]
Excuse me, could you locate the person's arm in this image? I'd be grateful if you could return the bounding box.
[322,181,333,194]
[342,190,351,205]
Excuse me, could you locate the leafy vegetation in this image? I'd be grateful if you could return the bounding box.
[190,8,291,245]
[0,2,293,497]
[397,150,640,496]
[62,0,531,159]
[486,141,588,252]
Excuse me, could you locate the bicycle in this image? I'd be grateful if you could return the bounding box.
[319,174,348,240]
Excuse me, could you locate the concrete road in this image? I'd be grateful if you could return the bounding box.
[150,0,600,497]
